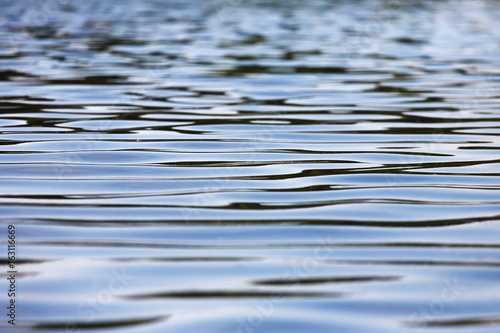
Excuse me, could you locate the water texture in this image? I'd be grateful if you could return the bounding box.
[0,0,500,332]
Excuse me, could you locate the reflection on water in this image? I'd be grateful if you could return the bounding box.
[1,0,500,332]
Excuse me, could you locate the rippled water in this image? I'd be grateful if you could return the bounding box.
[1,0,500,332]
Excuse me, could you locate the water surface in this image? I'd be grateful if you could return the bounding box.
[1,0,500,332]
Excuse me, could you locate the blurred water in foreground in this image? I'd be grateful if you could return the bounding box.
[0,0,500,332]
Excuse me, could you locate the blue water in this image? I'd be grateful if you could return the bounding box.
[1,0,500,332]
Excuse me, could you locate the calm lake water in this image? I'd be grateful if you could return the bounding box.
[1,0,500,332]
